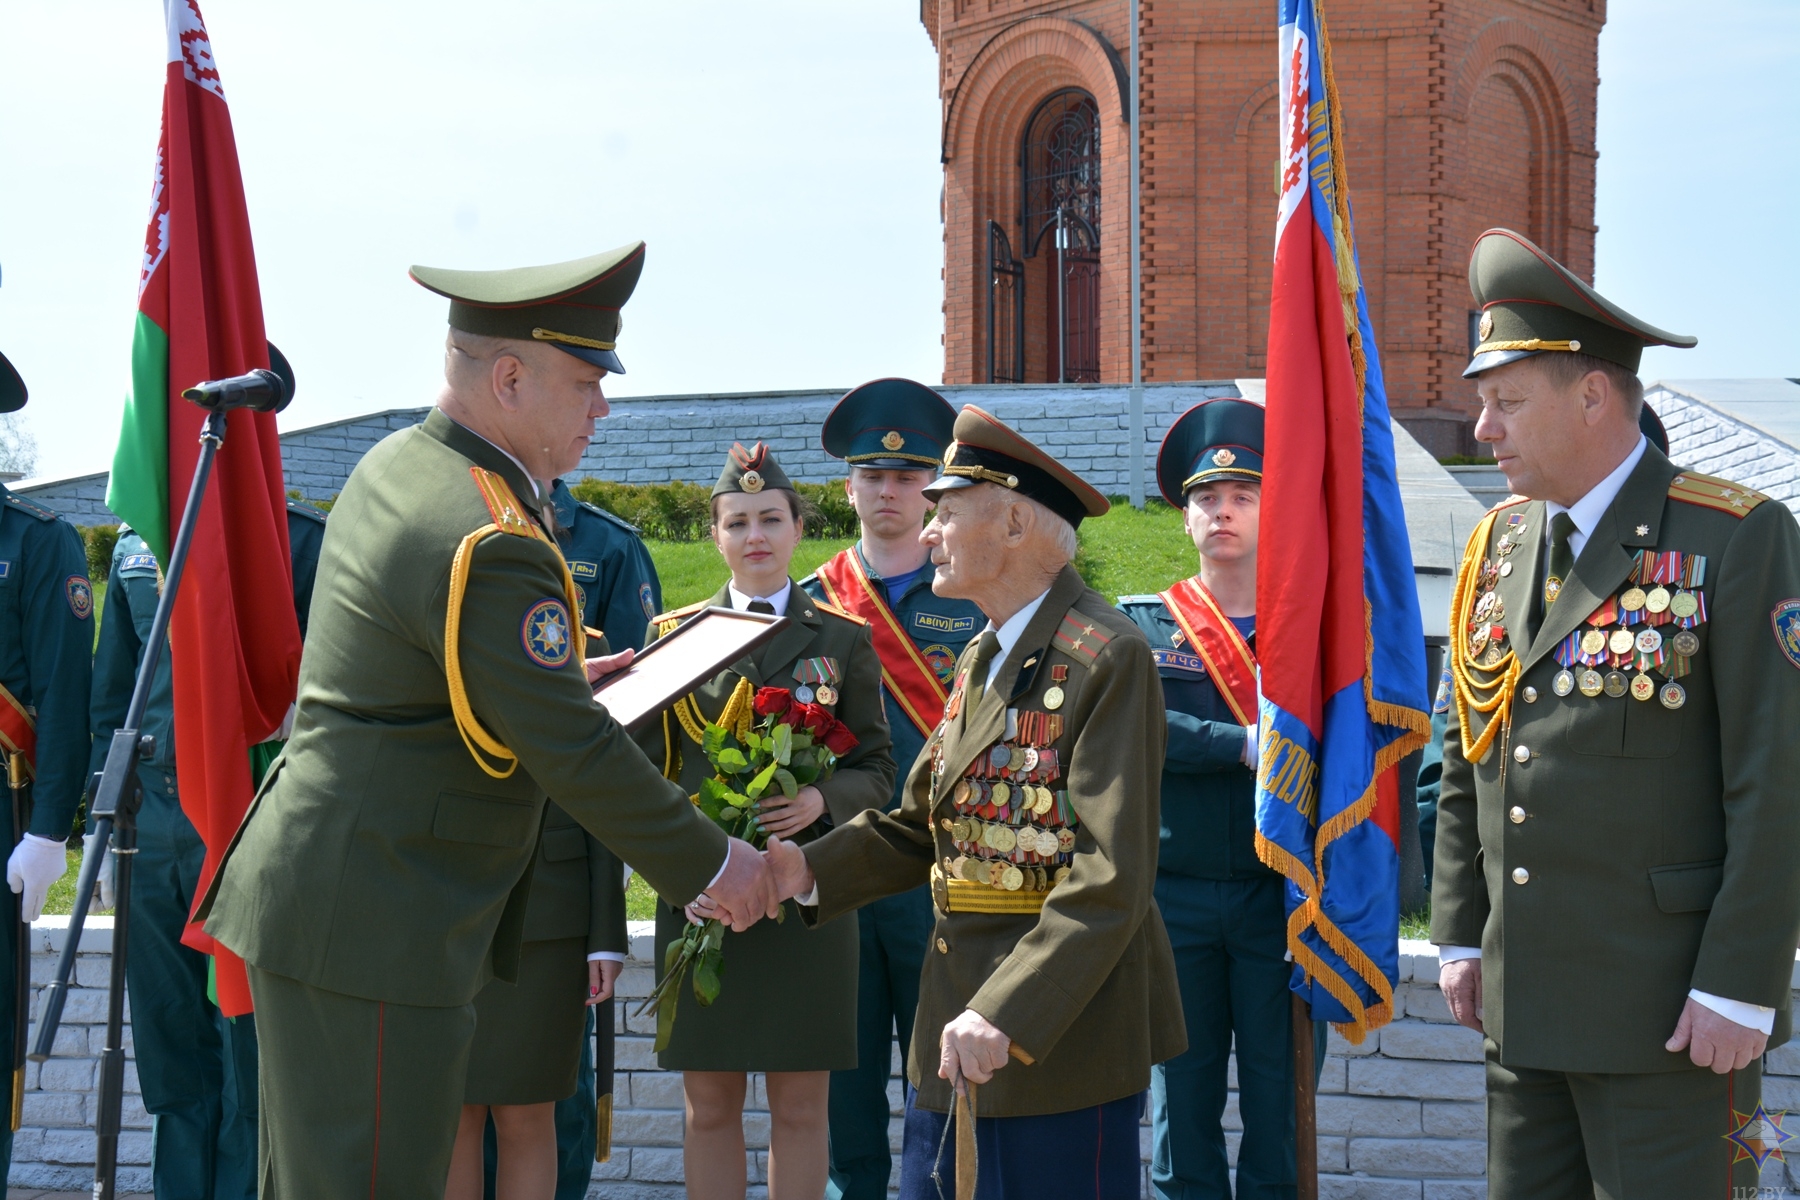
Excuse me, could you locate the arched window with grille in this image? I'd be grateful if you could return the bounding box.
[1021,89,1101,383]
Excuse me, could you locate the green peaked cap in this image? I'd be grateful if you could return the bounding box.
[0,351,25,414]
[713,442,797,499]
[409,241,645,375]
[1464,228,1696,378]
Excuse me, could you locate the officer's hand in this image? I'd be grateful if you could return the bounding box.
[82,831,116,911]
[939,1009,1012,1092]
[762,835,816,903]
[757,785,825,838]
[7,834,68,924]
[1666,997,1768,1073]
[1439,959,1485,1034]
[585,647,634,686]
[701,837,781,931]
[587,958,622,1006]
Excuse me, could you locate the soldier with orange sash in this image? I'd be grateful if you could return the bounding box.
[801,379,984,1200]
[1119,398,1322,1200]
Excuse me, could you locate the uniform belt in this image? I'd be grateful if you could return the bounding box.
[932,868,1057,915]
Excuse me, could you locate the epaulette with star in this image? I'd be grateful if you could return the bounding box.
[3,492,59,523]
[814,599,868,626]
[1668,471,1769,518]
[469,468,538,538]
[1053,613,1114,668]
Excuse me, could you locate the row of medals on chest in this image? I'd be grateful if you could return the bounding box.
[1469,529,1708,711]
[935,734,1075,893]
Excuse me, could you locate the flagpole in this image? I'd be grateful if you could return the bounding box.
[1293,993,1318,1200]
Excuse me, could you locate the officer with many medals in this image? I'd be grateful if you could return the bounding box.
[1433,228,1800,1196]
[801,378,984,1200]
[0,350,94,1180]
[1119,398,1324,1200]
[766,406,1186,1200]
[90,482,324,1199]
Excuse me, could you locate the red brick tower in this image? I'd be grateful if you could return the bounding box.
[924,0,1606,456]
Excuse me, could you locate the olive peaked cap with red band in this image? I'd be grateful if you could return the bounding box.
[924,405,1109,528]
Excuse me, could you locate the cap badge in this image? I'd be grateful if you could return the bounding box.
[1479,311,1495,341]
[882,431,906,452]
[741,470,765,494]
[1212,448,1237,467]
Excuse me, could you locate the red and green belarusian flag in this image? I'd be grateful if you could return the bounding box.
[110,0,302,1016]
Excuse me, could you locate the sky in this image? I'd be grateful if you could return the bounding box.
[0,1,1794,483]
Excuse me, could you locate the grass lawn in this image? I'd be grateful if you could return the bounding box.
[43,846,106,918]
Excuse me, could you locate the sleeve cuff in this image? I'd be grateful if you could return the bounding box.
[1437,944,1481,966]
[795,884,820,907]
[1690,988,1776,1035]
[704,841,731,892]
[587,951,625,963]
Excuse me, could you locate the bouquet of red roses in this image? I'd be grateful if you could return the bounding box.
[637,685,858,1050]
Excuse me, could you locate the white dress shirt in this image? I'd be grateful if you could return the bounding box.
[1437,432,1774,1034]
[979,588,1052,692]
[728,582,791,616]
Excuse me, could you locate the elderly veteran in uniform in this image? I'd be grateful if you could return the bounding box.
[801,378,984,1200]
[197,243,778,1198]
[0,350,94,1182]
[1433,228,1800,1198]
[1120,398,1326,1200]
[765,406,1185,1200]
[640,443,895,1200]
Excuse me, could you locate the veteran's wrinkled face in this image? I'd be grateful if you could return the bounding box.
[922,485,1006,600]
[1473,357,1613,507]
[1185,479,1261,566]
[845,466,934,542]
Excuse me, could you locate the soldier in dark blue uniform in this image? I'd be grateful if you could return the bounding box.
[800,379,984,1200]
[1119,399,1322,1200]
[0,350,95,1179]
[89,498,325,1199]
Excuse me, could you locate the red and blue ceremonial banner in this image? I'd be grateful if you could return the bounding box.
[1254,0,1430,1041]
[110,0,302,1017]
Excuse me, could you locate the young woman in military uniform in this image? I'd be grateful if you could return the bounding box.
[639,444,894,1200]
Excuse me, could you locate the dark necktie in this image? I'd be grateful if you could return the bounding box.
[747,599,776,616]
[965,630,1001,711]
[1544,513,1577,612]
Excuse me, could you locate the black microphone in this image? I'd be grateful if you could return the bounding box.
[180,368,292,413]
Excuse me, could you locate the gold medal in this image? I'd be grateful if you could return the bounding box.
[1007,745,1028,772]
[991,781,1011,808]
[986,861,1006,887]
[990,825,1016,853]
[1056,828,1078,854]
[1053,866,1072,886]
[1469,625,1490,656]
[961,857,986,883]
[1578,668,1605,697]
[1659,680,1687,710]
[954,779,972,806]
[1671,629,1700,658]
[1043,686,1065,710]
[1001,865,1024,891]
[1630,672,1655,701]
[1580,629,1607,657]
[1619,586,1647,612]
[1033,787,1054,817]
[1603,669,1629,698]
[1644,586,1671,615]
[1608,629,1636,657]
[1670,590,1700,619]
[816,684,838,706]
[1553,669,1575,697]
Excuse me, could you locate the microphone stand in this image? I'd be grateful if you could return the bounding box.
[30,404,231,1200]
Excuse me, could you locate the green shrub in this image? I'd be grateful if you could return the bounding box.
[78,524,120,582]
[568,478,860,542]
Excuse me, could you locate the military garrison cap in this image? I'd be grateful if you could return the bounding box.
[713,442,796,499]
[1156,398,1264,506]
[0,351,25,414]
[822,378,956,469]
[410,241,645,375]
[924,405,1109,528]
[1464,229,1696,378]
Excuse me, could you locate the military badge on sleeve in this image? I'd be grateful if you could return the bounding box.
[66,575,93,620]
[522,598,573,669]
[640,581,656,619]
[1771,599,1800,670]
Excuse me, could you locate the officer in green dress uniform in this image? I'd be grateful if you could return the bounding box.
[1120,398,1324,1200]
[89,498,324,1200]
[640,442,896,1200]
[469,478,662,1200]
[1433,228,1800,1198]
[0,350,94,1179]
[800,378,984,1200]
[766,406,1187,1200]
[198,243,778,1198]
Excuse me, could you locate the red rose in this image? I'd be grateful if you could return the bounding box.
[795,703,832,737]
[753,687,792,718]
[820,719,860,757]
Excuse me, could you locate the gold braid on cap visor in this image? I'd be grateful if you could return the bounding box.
[1472,338,1582,355]
[532,328,616,351]
[942,464,1020,489]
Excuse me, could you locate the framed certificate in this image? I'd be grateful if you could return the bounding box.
[593,607,788,731]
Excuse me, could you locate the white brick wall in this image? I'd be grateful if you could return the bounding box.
[18,922,1797,1197]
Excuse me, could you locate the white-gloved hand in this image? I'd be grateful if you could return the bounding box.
[8,833,68,923]
[82,830,116,911]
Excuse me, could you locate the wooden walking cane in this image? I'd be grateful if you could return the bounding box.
[594,995,614,1162]
[1292,992,1318,1200]
[10,751,30,1133]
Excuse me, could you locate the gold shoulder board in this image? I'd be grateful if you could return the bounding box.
[1668,472,1769,518]
[1486,495,1528,514]
[469,467,538,537]
[814,600,868,626]
[1052,612,1115,667]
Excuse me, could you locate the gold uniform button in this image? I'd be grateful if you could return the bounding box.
[1512,867,1530,885]
[1522,686,1538,703]
[1512,744,1530,763]
[1509,806,1526,824]
[936,938,949,954]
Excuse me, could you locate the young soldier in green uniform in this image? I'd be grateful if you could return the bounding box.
[801,378,984,1200]
[641,443,896,1200]
[1433,228,1800,1197]
[463,479,662,1200]
[90,497,324,1199]
[198,243,778,1198]
[762,406,1187,1200]
[1120,398,1324,1200]
[0,350,94,1179]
